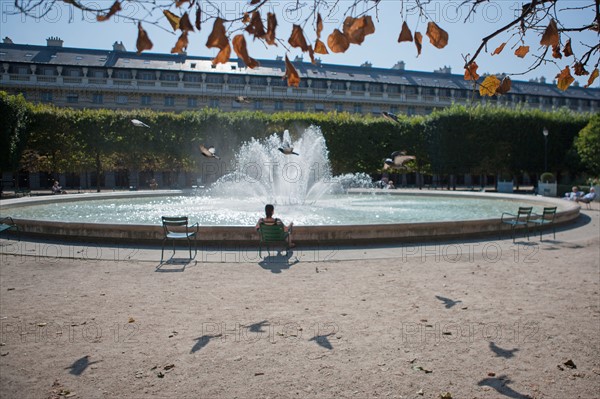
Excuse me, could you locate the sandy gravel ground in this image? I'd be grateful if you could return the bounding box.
[0,209,599,399]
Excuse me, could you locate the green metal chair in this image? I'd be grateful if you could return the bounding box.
[161,216,199,263]
[501,206,533,243]
[0,217,20,241]
[258,222,292,257]
[529,207,557,241]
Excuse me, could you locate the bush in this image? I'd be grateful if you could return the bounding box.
[539,172,556,183]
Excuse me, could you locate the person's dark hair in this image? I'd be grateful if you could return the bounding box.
[265,204,274,218]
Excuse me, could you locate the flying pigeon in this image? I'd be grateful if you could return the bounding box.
[384,150,416,169]
[278,144,299,156]
[381,111,399,123]
[199,144,220,159]
[235,96,250,104]
[131,119,150,128]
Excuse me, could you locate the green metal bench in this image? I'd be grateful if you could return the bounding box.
[0,217,20,241]
[258,222,292,257]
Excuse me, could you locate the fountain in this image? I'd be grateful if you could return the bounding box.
[0,127,580,245]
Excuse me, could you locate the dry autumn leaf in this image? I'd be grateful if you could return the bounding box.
[585,68,599,88]
[343,15,375,45]
[398,21,413,43]
[97,0,121,22]
[232,35,259,68]
[213,45,231,65]
[492,42,506,55]
[496,76,512,94]
[195,5,201,30]
[206,18,231,65]
[314,39,329,54]
[175,0,191,7]
[171,31,188,54]
[464,62,479,81]
[136,22,153,54]
[414,31,423,56]
[563,39,573,57]
[573,62,589,76]
[242,12,250,24]
[556,66,575,91]
[163,10,181,31]
[265,13,277,45]
[317,13,324,38]
[179,12,194,32]
[514,46,529,58]
[479,75,501,96]
[426,21,448,49]
[328,29,350,53]
[246,11,266,39]
[552,44,562,59]
[284,55,300,87]
[288,24,310,52]
[540,19,559,47]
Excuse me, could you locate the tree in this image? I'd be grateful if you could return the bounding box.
[575,113,600,176]
[0,91,31,186]
[12,0,599,92]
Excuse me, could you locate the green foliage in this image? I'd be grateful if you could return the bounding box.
[0,91,32,171]
[0,92,593,184]
[575,113,600,177]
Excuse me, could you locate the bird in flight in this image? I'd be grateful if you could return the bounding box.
[278,144,299,156]
[131,119,150,128]
[381,111,399,123]
[235,96,250,104]
[384,150,416,169]
[199,144,220,159]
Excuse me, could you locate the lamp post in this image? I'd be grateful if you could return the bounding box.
[543,127,549,172]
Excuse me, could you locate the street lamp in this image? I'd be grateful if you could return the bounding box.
[543,127,549,172]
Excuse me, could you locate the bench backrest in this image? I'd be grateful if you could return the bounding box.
[259,223,287,242]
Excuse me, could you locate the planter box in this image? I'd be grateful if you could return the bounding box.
[538,181,557,197]
[497,180,514,193]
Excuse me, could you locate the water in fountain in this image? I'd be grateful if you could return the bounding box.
[205,126,372,205]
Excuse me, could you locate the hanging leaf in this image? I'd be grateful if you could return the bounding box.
[314,39,329,54]
[514,46,529,58]
[426,21,448,49]
[492,42,506,55]
[250,0,261,4]
[179,12,194,32]
[163,10,181,31]
[479,75,501,96]
[563,39,573,57]
[316,13,324,38]
[398,21,413,43]
[573,62,589,76]
[171,31,188,54]
[232,35,259,68]
[556,66,575,91]
[496,76,512,94]
[97,1,121,22]
[327,29,350,53]
[414,31,423,56]
[136,22,153,54]
[464,62,479,81]
[540,19,559,47]
[552,44,562,59]
[284,55,300,87]
[246,11,266,39]
[175,0,191,7]
[195,5,201,30]
[213,45,231,65]
[585,68,599,88]
[288,24,311,52]
[242,12,250,24]
[343,15,375,45]
[265,12,277,45]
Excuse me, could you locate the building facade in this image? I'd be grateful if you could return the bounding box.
[1,37,599,116]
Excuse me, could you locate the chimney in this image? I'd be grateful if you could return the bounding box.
[392,61,405,70]
[434,65,452,74]
[3,37,13,44]
[46,36,63,47]
[294,55,303,62]
[112,41,127,52]
[360,61,372,68]
[539,76,546,84]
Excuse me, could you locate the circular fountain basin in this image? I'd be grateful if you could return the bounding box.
[0,190,580,245]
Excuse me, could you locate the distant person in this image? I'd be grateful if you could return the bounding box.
[255,204,295,247]
[576,187,596,204]
[385,180,396,189]
[564,186,581,200]
[148,178,158,190]
[51,180,66,194]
